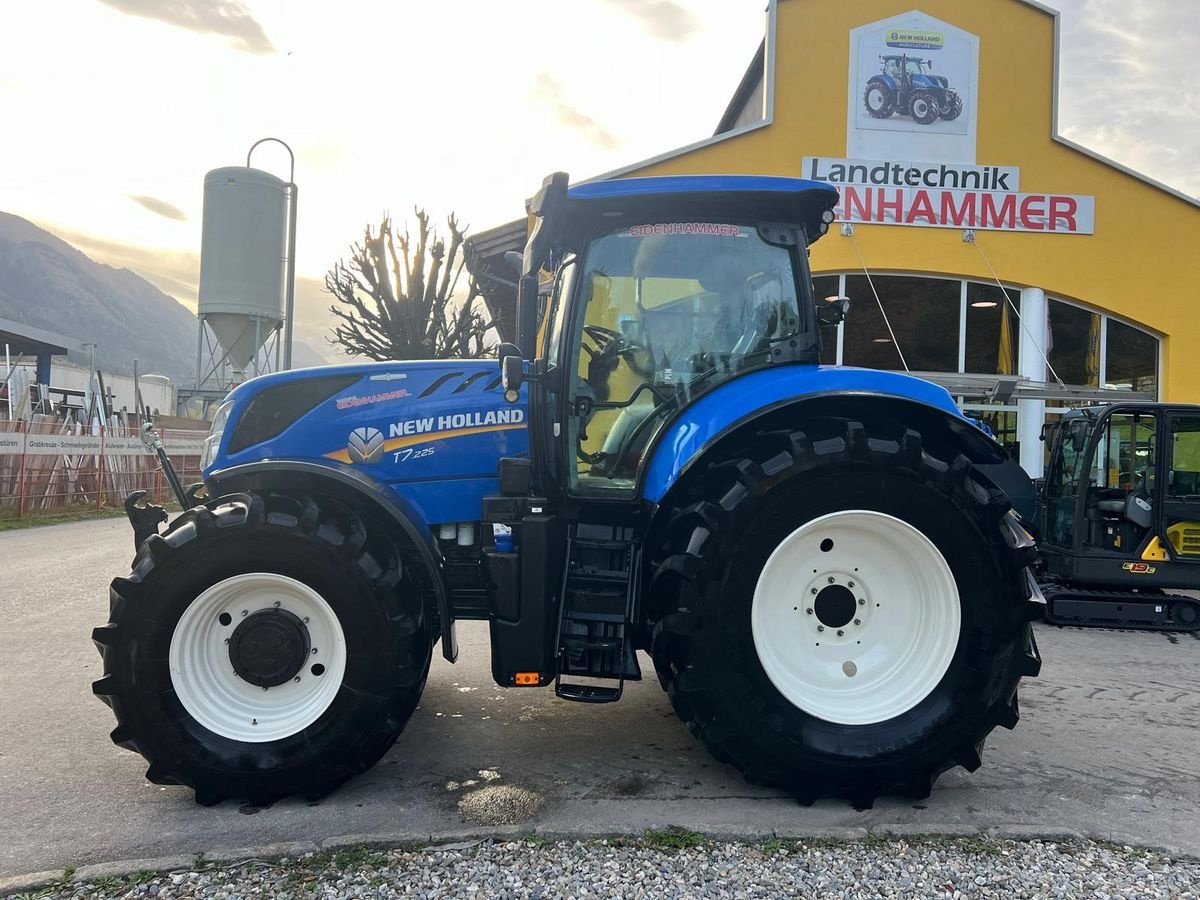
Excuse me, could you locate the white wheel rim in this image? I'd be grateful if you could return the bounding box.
[169,573,346,742]
[868,88,885,110]
[751,510,961,725]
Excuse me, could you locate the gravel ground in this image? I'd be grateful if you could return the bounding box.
[10,837,1199,899]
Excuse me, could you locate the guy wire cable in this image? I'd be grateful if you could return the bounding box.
[847,229,909,372]
[970,235,1064,386]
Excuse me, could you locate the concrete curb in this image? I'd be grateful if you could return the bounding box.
[1,823,1193,895]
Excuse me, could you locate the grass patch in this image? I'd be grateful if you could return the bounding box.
[0,501,185,532]
[641,827,706,851]
[330,846,389,870]
[0,505,127,531]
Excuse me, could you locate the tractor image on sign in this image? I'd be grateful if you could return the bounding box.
[864,54,963,125]
[92,173,1043,808]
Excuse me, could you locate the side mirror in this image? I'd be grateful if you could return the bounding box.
[501,354,524,403]
[817,296,850,327]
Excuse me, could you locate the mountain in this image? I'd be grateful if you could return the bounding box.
[0,212,330,382]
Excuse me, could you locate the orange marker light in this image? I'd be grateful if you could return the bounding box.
[514,672,540,686]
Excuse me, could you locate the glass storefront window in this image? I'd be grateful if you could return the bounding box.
[812,275,840,365]
[1105,319,1158,395]
[843,275,959,371]
[1048,299,1101,387]
[811,274,1158,404]
[964,282,1018,375]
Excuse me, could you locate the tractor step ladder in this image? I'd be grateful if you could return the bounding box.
[555,525,641,703]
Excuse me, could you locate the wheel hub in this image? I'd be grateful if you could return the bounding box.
[814,584,856,629]
[228,608,311,688]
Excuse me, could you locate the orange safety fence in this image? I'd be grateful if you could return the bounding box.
[0,419,206,520]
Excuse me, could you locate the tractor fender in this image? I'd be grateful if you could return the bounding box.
[868,74,898,91]
[205,459,457,662]
[641,365,1013,506]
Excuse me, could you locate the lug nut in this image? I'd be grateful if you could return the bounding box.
[817,625,825,632]
[853,619,861,626]
[858,598,866,606]
[837,630,844,637]
[848,581,855,588]
[274,600,281,608]
[806,608,813,615]
[311,647,318,655]
[827,576,835,584]
[294,676,301,683]
[303,617,310,623]
[241,609,248,617]
[811,588,818,595]
[261,686,268,692]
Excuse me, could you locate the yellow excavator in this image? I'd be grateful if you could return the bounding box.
[1038,402,1200,630]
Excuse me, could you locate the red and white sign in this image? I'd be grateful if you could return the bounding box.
[832,185,1095,234]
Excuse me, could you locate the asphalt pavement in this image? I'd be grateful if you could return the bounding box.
[2,517,1199,879]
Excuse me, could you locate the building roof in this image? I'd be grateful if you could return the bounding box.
[0,313,75,358]
[714,40,766,135]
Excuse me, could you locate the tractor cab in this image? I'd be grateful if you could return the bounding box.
[883,55,929,82]
[501,174,839,502]
[1038,403,1200,629]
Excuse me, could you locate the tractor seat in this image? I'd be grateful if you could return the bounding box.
[1096,499,1126,515]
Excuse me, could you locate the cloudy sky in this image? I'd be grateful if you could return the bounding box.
[0,0,1195,358]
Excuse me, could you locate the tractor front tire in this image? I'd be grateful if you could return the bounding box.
[863,80,896,119]
[909,91,940,125]
[92,491,433,805]
[649,418,1042,806]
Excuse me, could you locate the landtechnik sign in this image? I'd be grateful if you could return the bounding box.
[803,156,1096,234]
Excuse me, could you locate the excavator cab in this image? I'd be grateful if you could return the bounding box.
[1038,403,1200,629]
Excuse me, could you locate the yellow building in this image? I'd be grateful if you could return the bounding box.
[468,0,1199,476]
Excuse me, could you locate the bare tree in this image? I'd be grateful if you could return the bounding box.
[326,209,494,360]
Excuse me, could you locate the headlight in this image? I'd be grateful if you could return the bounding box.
[201,400,234,470]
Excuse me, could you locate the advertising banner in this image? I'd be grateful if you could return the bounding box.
[1,431,206,457]
[23,433,106,456]
[848,11,979,164]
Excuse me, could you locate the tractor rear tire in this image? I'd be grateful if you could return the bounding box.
[92,491,433,806]
[648,417,1042,806]
[909,91,940,125]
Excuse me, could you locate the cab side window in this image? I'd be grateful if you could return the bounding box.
[1169,416,1200,497]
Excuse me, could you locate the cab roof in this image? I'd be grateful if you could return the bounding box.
[563,175,840,244]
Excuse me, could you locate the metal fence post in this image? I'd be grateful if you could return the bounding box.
[16,421,28,517]
[96,425,107,512]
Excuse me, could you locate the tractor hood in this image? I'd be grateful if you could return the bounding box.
[911,74,948,89]
[205,359,528,490]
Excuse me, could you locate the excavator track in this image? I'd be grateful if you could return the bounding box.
[1043,585,1200,632]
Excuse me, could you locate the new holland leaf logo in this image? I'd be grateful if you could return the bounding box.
[347,427,385,465]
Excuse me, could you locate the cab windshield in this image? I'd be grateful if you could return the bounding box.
[561,221,811,495]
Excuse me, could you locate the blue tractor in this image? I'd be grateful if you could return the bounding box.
[93,173,1043,808]
[864,54,963,125]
